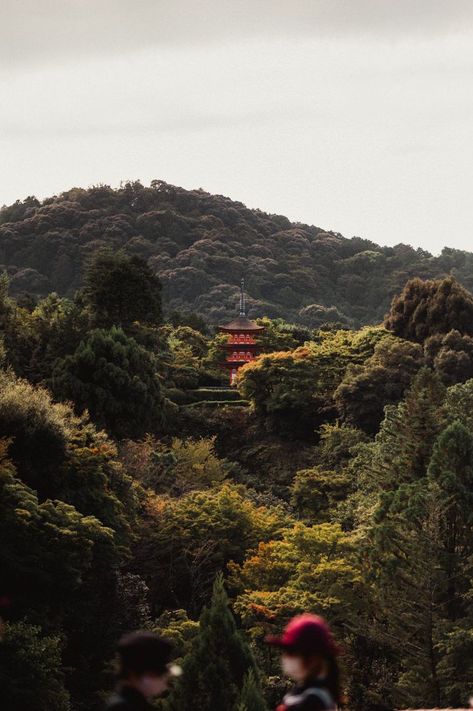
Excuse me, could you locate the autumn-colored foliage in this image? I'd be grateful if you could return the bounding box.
[3,225,473,711]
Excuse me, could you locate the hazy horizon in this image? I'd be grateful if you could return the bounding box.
[3,1,473,255]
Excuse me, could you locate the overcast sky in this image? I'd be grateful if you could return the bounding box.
[2,1,473,254]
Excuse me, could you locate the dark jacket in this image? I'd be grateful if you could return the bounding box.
[105,686,153,711]
[276,679,336,711]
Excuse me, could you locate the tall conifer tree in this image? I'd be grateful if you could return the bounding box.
[364,417,473,707]
[237,670,267,711]
[166,574,264,711]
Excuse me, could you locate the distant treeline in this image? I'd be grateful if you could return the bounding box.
[2,180,473,326]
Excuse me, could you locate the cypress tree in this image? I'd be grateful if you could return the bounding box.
[166,573,261,711]
[237,669,267,711]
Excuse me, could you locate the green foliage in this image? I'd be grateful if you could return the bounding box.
[0,272,37,376]
[188,388,244,403]
[356,379,473,708]
[0,621,71,711]
[238,347,324,435]
[4,181,473,327]
[115,572,153,633]
[290,467,351,522]
[424,329,473,385]
[168,325,208,359]
[51,326,166,439]
[0,279,91,381]
[298,303,352,330]
[0,370,136,538]
[238,329,387,435]
[237,669,268,711]
[166,574,261,711]
[315,422,368,470]
[346,368,447,529]
[0,433,129,708]
[255,317,312,352]
[0,368,143,709]
[0,437,115,621]
[335,334,424,433]
[161,323,223,391]
[385,276,473,342]
[4,202,473,711]
[444,376,473,431]
[364,424,473,707]
[84,249,162,329]
[119,436,232,495]
[132,483,287,615]
[28,294,89,383]
[229,522,361,668]
[154,609,199,659]
[0,369,71,493]
[168,310,209,333]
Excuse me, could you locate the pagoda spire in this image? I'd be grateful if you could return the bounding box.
[239,278,246,317]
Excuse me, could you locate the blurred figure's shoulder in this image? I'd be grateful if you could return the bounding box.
[105,687,152,710]
[105,692,129,709]
[280,685,336,710]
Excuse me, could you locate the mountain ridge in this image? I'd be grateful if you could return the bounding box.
[1,180,472,326]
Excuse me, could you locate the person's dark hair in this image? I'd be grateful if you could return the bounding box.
[301,649,341,705]
[117,631,173,679]
[324,651,341,705]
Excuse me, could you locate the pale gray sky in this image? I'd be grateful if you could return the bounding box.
[2,1,473,254]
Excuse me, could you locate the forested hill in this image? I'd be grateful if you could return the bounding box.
[2,179,473,326]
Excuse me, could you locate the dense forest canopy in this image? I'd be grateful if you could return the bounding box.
[2,188,473,711]
[2,180,473,327]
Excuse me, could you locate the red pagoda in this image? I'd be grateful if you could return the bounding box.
[219,279,265,386]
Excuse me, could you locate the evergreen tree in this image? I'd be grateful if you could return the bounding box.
[315,422,367,471]
[364,368,445,492]
[427,420,473,705]
[290,466,350,522]
[51,326,165,439]
[0,622,71,711]
[166,573,260,711]
[237,670,267,711]
[363,420,473,708]
[335,335,424,434]
[84,249,162,330]
[385,276,473,342]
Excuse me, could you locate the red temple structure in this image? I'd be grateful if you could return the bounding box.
[219,280,265,386]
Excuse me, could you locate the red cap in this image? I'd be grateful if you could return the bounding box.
[265,614,340,656]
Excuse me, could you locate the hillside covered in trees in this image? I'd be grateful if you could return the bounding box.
[3,180,473,327]
[2,204,473,710]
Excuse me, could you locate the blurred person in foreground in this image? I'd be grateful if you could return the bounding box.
[106,631,181,710]
[266,614,342,710]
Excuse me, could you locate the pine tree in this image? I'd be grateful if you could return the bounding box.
[166,573,261,711]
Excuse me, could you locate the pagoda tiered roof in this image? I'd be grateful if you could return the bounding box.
[218,316,264,332]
